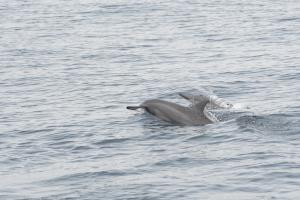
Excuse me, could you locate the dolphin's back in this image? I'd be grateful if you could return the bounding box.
[141,99,211,125]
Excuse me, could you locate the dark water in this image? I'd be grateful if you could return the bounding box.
[1,0,300,199]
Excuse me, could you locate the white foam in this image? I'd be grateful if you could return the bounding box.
[231,103,250,110]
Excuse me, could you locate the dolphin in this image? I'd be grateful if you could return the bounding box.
[127,93,218,126]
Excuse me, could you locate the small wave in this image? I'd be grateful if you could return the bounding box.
[42,170,131,184]
[71,145,93,151]
[93,138,131,146]
[18,128,55,135]
[153,157,193,167]
[278,17,299,22]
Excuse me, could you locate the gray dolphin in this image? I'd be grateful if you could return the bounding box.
[127,93,216,126]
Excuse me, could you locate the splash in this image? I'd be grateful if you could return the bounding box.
[196,88,233,109]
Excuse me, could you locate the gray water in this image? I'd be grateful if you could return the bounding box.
[1,0,300,199]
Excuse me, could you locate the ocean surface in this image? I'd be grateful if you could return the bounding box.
[1,0,300,199]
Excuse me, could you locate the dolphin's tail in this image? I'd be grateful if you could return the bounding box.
[126,106,144,110]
